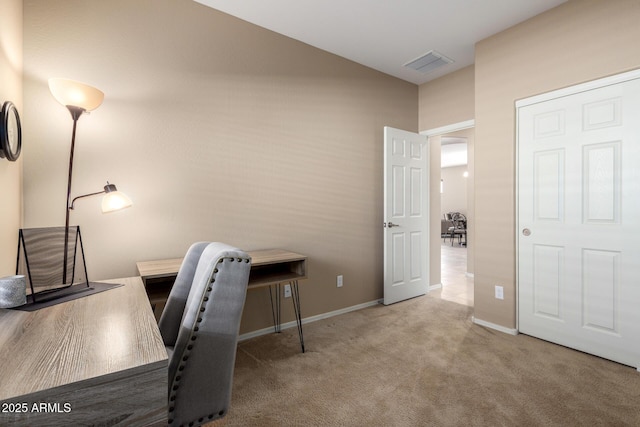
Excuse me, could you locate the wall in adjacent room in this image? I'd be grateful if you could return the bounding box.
[22,0,418,333]
[441,165,468,217]
[473,0,640,328]
[0,0,23,275]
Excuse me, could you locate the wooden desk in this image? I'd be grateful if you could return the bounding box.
[137,249,308,352]
[0,277,168,426]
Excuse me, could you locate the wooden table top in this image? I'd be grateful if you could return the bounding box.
[136,257,184,281]
[0,276,168,401]
[137,248,307,283]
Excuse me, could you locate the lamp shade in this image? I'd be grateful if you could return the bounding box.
[101,183,133,213]
[48,78,104,112]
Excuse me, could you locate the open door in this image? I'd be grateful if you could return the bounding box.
[383,126,429,305]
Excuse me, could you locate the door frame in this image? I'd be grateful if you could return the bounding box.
[421,120,475,291]
[422,120,475,138]
[515,67,640,333]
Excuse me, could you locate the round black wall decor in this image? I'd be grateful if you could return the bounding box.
[0,101,22,161]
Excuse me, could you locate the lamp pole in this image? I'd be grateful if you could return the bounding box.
[62,106,85,285]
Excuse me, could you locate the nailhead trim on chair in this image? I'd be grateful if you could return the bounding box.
[168,256,251,427]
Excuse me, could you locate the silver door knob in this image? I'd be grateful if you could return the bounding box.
[522,228,531,236]
[387,222,400,228]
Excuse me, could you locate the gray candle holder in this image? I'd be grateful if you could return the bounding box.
[0,275,27,308]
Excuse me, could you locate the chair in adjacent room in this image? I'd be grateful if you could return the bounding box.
[158,242,252,427]
[444,212,458,244]
[451,213,467,246]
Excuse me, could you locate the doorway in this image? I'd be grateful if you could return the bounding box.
[441,135,473,306]
[422,120,475,307]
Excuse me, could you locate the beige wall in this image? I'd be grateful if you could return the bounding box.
[441,165,467,216]
[419,65,474,131]
[20,0,637,335]
[474,0,640,328]
[22,0,418,333]
[0,0,23,275]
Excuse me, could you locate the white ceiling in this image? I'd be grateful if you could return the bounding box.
[194,0,566,85]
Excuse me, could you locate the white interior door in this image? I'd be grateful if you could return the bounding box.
[383,126,429,305]
[517,72,640,369]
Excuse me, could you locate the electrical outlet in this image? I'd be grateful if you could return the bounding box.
[337,275,343,288]
[284,284,292,298]
[495,285,504,300]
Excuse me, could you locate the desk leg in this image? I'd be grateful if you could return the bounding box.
[268,284,282,333]
[291,280,305,353]
[267,282,305,353]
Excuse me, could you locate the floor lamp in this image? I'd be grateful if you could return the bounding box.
[48,78,132,285]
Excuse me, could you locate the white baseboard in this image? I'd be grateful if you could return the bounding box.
[429,283,442,291]
[239,299,521,342]
[472,317,518,335]
[238,299,382,342]
[466,272,474,278]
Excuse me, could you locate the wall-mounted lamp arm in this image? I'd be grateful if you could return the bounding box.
[68,182,132,213]
[69,189,107,210]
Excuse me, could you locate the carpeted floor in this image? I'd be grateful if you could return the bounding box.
[226,295,640,426]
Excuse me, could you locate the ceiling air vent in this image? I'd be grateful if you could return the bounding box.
[404,50,454,74]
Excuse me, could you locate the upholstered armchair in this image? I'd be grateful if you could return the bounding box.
[158,242,252,426]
